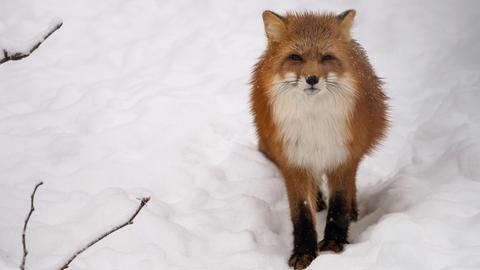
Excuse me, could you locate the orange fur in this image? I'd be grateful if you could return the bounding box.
[250,10,388,269]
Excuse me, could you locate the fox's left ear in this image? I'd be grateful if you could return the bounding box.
[337,9,356,40]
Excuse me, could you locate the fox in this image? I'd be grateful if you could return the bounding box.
[250,10,388,269]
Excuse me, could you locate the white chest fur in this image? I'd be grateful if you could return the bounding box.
[269,74,356,176]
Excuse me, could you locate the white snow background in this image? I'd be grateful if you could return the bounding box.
[1,0,480,269]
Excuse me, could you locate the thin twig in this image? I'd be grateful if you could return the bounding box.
[58,197,151,270]
[20,181,43,270]
[0,22,63,65]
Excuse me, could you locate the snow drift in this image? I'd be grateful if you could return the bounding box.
[1,0,479,269]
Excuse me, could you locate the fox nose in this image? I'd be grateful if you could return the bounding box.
[305,75,319,86]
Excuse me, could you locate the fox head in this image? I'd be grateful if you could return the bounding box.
[259,10,358,96]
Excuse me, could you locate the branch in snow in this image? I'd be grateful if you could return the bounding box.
[0,22,63,65]
[18,182,149,270]
[20,181,43,270]
[58,197,151,270]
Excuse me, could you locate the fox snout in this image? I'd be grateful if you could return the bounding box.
[305,75,319,86]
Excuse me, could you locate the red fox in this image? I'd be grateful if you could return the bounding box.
[250,10,388,269]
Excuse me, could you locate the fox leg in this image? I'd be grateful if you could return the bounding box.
[350,196,358,221]
[282,166,318,269]
[316,189,327,212]
[318,161,359,253]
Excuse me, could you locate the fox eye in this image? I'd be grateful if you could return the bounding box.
[288,54,303,61]
[321,54,335,62]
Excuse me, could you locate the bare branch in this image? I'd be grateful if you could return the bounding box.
[0,22,63,65]
[58,197,151,270]
[18,182,149,270]
[20,181,43,270]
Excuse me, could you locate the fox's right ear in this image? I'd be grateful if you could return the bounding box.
[262,10,286,42]
[337,9,356,40]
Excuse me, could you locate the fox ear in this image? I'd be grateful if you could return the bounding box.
[337,9,356,39]
[262,10,286,42]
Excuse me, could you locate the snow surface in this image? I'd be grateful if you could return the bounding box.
[1,0,480,269]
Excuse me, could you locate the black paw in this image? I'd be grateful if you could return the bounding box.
[288,252,316,269]
[350,207,358,221]
[350,200,359,221]
[316,191,327,212]
[318,239,348,253]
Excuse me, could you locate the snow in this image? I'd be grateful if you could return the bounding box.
[1,0,480,269]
